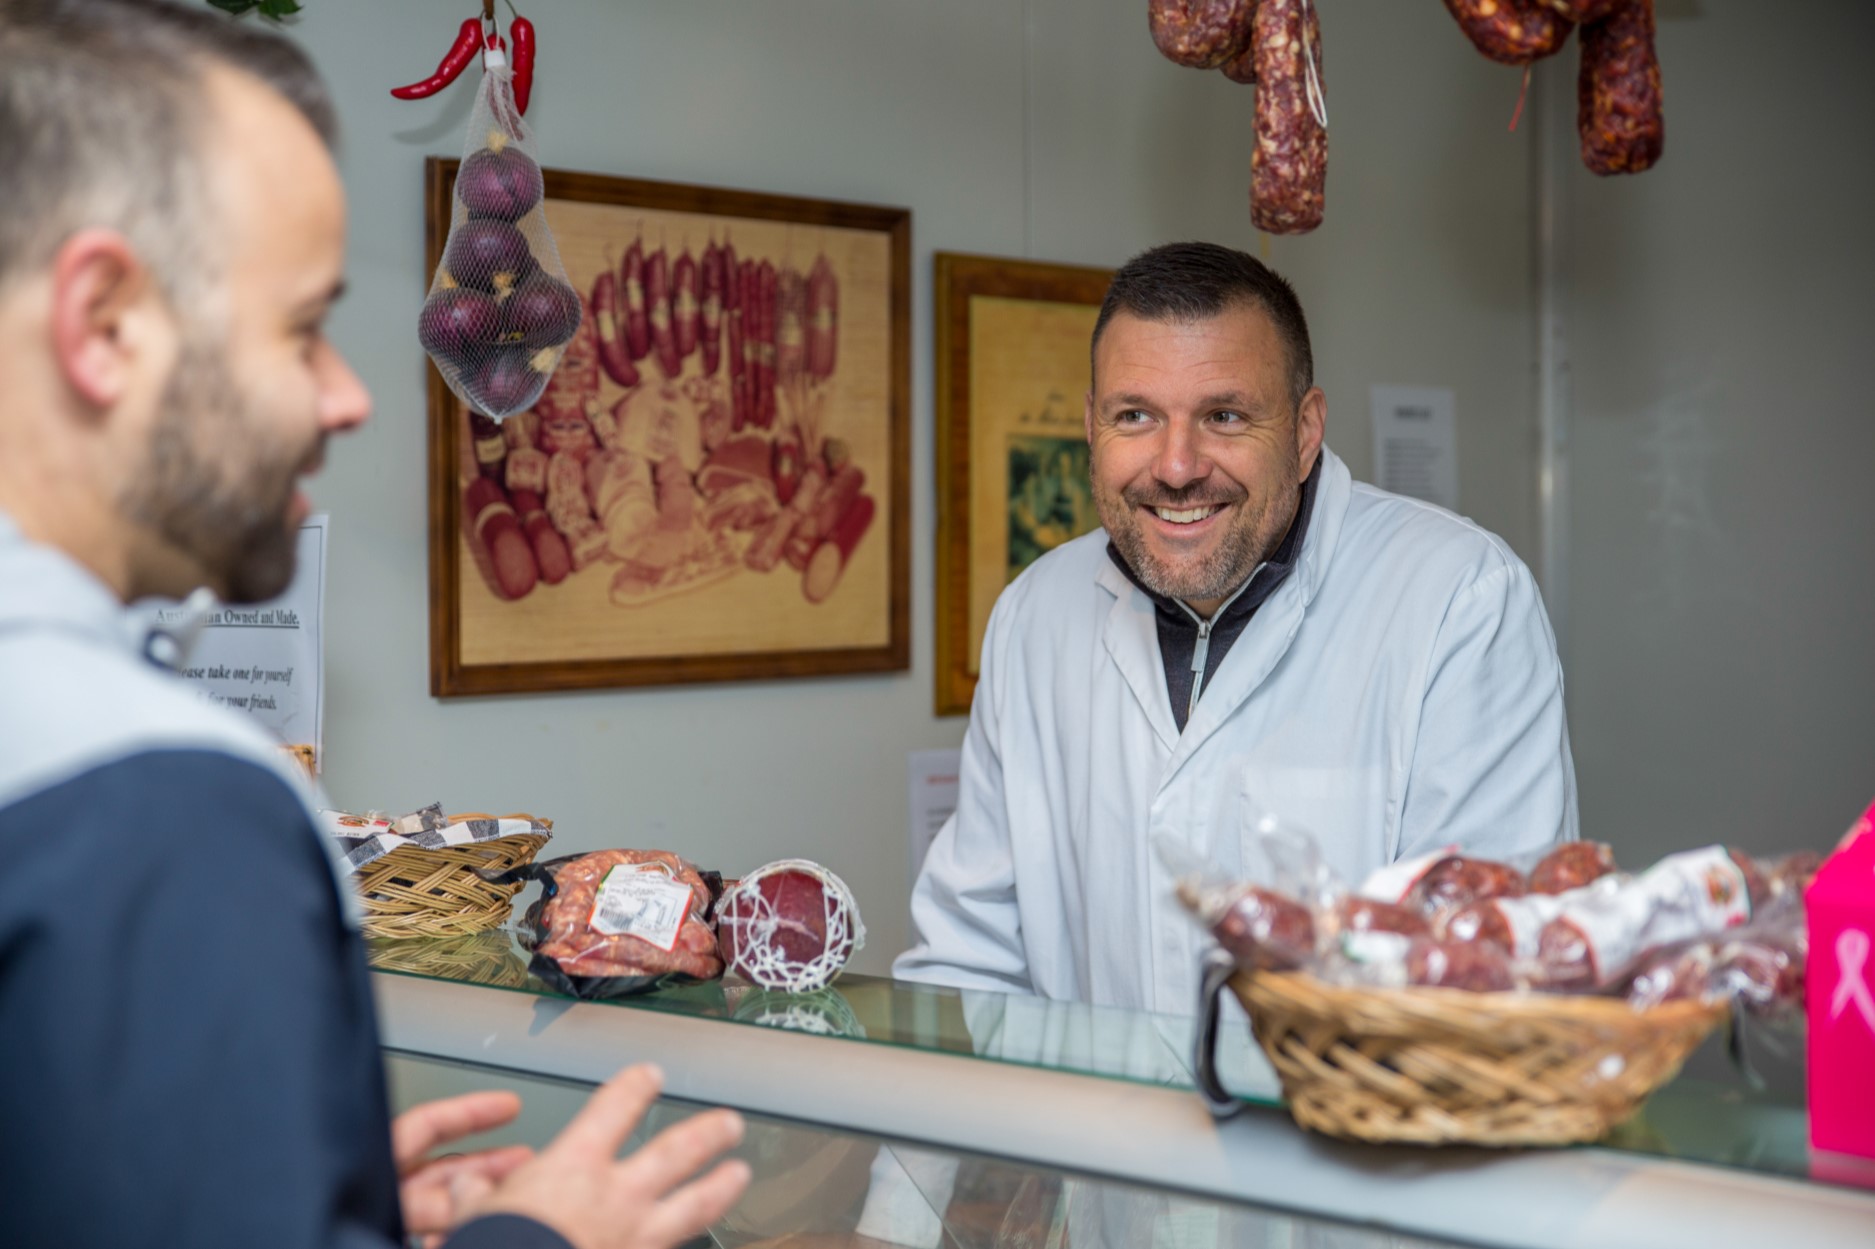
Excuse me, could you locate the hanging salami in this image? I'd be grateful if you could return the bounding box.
[1539,0,1621,21]
[1440,0,1575,65]
[1148,0,1257,70]
[1250,0,1328,235]
[1435,0,1664,178]
[1577,0,1663,175]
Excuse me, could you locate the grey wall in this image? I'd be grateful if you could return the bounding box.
[1564,0,1875,866]
[287,0,1537,970]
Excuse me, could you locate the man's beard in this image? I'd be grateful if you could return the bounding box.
[122,335,316,604]
[1095,471,1294,607]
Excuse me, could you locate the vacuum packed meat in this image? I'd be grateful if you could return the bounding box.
[516,849,724,997]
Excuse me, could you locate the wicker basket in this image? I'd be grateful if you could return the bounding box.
[367,930,533,988]
[355,812,550,940]
[1231,969,1725,1146]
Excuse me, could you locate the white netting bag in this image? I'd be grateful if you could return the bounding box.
[418,47,579,422]
[717,858,866,993]
[730,985,868,1038]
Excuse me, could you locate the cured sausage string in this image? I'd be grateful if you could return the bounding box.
[1299,0,1327,130]
[1508,64,1532,132]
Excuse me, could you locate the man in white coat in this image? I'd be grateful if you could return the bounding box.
[896,242,1577,1015]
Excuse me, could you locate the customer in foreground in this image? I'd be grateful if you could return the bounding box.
[0,2,746,1245]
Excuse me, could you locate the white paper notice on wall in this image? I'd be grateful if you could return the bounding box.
[907,748,962,892]
[146,515,328,760]
[1371,385,1459,512]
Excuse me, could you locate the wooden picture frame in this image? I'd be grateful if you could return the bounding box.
[933,253,1113,716]
[427,159,910,696]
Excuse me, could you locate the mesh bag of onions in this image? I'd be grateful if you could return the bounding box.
[419,53,580,422]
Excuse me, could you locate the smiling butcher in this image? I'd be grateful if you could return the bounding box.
[895,242,1578,1013]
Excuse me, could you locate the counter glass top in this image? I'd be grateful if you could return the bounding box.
[388,1052,1478,1249]
[367,930,1872,1197]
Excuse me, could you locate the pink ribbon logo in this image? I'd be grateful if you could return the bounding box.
[1829,929,1875,1032]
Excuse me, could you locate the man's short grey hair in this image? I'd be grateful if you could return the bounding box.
[0,0,336,307]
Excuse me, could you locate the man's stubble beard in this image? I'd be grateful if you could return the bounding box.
[121,332,313,604]
[1094,458,1298,608]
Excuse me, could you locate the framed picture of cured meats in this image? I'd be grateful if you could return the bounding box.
[933,252,1113,716]
[425,159,911,696]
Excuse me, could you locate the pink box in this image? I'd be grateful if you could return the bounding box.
[1808,798,1875,1159]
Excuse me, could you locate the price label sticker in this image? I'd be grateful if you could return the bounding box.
[590,865,693,952]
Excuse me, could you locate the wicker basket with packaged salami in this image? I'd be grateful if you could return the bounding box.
[1173,812,1821,1147]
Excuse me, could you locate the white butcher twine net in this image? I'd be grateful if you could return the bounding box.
[724,858,866,993]
[420,48,578,422]
[736,988,867,1039]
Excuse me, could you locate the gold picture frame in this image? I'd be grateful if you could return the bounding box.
[933,253,1113,716]
[427,160,911,696]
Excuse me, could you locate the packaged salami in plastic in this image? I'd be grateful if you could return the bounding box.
[1442,888,1579,956]
[418,42,580,422]
[1329,930,1521,993]
[1624,891,1809,1018]
[1765,847,1824,900]
[1358,841,1627,918]
[493,849,725,999]
[1165,808,1447,978]
[1531,845,1770,993]
[1159,827,1320,973]
[1355,845,1529,920]
[1186,879,1320,973]
[1528,841,1620,895]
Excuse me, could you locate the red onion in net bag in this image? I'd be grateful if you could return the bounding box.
[458,134,543,222]
[418,285,503,368]
[445,219,537,296]
[421,54,577,421]
[500,273,582,349]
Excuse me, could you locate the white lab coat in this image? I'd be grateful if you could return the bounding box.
[896,446,1577,1015]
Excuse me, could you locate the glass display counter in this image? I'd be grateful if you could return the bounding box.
[369,932,1875,1249]
[389,1053,1460,1249]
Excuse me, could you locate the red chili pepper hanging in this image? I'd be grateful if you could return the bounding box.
[390,16,484,101]
[510,17,536,115]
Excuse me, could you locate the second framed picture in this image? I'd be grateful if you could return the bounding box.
[934,253,1114,716]
[427,161,911,697]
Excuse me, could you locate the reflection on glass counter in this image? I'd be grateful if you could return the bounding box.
[369,931,1285,1104]
[387,1053,1460,1249]
[369,931,1858,1199]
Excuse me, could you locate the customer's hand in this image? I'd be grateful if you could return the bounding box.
[392,1090,535,1247]
[465,1064,751,1249]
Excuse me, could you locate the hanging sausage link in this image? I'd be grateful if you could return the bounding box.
[1250,0,1327,235]
[1440,0,1575,65]
[1148,0,1257,69]
[1577,0,1662,174]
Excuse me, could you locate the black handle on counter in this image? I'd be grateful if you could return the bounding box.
[1193,947,1246,1120]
